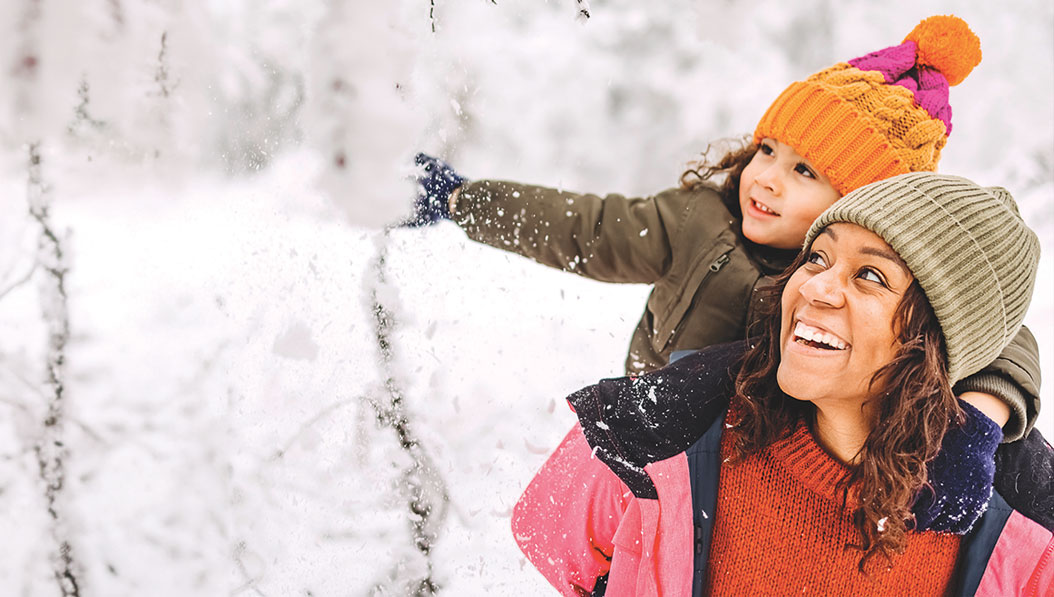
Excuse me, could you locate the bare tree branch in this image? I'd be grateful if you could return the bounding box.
[270,397,356,460]
[27,142,81,597]
[364,228,450,596]
[231,541,268,597]
[576,0,591,21]
[108,0,124,28]
[67,78,105,135]
[155,31,175,98]
[0,260,37,302]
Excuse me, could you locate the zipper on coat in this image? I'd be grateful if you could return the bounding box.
[709,253,730,272]
[661,248,735,349]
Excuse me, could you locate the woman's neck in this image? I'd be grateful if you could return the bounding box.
[811,405,872,464]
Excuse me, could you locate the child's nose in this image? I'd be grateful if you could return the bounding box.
[756,163,783,194]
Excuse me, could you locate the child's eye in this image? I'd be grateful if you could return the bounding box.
[758,142,775,156]
[859,268,887,286]
[795,163,817,179]
[806,252,827,267]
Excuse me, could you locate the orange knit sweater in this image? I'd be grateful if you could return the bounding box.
[705,420,961,595]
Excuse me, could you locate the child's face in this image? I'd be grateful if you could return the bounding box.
[739,138,841,250]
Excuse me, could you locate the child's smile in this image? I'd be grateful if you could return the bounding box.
[747,198,779,216]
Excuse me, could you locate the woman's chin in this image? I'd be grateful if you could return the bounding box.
[776,358,872,412]
[775,364,814,403]
[777,340,845,397]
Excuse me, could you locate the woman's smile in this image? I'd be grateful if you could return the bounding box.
[791,320,848,351]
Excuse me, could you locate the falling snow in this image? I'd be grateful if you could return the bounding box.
[0,1,1049,596]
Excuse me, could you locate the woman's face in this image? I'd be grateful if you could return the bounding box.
[738,138,842,249]
[777,223,915,415]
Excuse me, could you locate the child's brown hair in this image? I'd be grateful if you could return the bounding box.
[679,138,758,218]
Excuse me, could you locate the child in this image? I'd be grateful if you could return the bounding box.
[411,15,1040,442]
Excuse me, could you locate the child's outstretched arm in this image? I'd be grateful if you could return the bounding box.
[451,179,715,285]
[409,154,713,284]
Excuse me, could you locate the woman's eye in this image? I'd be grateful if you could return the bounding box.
[795,163,816,179]
[860,268,885,285]
[806,252,826,267]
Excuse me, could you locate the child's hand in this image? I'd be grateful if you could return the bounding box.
[914,399,1002,533]
[958,391,1010,428]
[404,153,465,227]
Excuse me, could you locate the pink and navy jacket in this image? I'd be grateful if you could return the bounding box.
[512,343,1054,596]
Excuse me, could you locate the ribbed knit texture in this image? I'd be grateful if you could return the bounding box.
[755,70,936,195]
[805,172,1041,383]
[754,15,981,196]
[705,421,960,595]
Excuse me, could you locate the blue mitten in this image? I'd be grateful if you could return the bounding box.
[912,400,1002,533]
[406,153,465,227]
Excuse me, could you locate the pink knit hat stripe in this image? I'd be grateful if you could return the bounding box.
[849,41,918,83]
[849,41,954,134]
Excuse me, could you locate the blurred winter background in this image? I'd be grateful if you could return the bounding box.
[0,1,1049,595]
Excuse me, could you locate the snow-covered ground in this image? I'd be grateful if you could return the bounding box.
[0,155,651,593]
[0,1,1050,595]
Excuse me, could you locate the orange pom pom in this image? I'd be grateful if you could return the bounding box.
[904,15,982,86]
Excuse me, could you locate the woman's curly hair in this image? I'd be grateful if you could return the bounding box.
[728,249,962,572]
[680,137,758,218]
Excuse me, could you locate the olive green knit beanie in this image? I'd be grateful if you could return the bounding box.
[803,172,1040,383]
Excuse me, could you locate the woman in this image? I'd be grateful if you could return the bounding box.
[512,173,1052,596]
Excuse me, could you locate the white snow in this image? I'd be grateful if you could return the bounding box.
[0,1,1050,595]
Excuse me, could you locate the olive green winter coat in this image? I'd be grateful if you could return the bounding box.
[452,179,1041,440]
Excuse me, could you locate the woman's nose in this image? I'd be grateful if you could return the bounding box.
[799,269,845,308]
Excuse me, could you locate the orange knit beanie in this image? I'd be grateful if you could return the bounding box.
[754,16,982,195]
